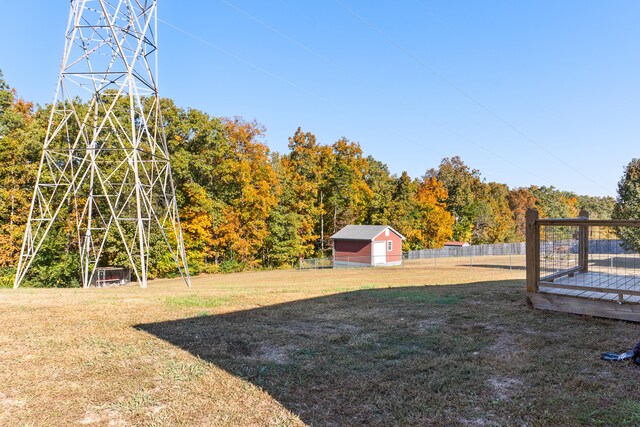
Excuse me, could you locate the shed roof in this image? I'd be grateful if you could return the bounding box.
[444,241,469,247]
[331,225,405,241]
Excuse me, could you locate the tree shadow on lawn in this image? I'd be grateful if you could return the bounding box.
[136,280,640,426]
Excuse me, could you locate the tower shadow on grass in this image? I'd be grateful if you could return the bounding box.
[136,281,526,426]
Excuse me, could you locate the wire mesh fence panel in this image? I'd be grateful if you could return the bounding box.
[299,258,334,270]
[539,225,580,279]
[333,254,404,268]
[300,254,406,270]
[537,222,640,301]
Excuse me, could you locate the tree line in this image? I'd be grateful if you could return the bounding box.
[0,71,618,286]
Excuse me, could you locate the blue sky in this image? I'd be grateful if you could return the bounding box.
[1,1,639,197]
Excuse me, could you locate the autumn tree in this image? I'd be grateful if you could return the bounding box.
[404,176,454,249]
[425,157,484,243]
[212,118,278,266]
[509,187,537,240]
[0,73,45,283]
[0,72,82,287]
[164,107,277,270]
[179,182,218,273]
[0,77,33,268]
[0,72,623,283]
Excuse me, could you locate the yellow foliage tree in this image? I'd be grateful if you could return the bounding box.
[404,177,454,249]
[209,118,279,266]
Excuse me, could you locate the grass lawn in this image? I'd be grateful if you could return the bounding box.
[1,256,640,426]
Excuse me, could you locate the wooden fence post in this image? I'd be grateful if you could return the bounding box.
[526,208,540,293]
[578,209,590,272]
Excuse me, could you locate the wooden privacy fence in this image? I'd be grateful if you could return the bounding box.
[526,208,640,321]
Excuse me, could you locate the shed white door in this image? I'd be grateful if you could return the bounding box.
[372,241,386,265]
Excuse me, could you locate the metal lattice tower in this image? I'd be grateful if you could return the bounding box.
[14,0,190,288]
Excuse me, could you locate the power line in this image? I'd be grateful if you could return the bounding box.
[209,2,549,186]
[158,18,326,102]
[219,0,340,69]
[429,119,547,184]
[333,0,607,192]
[162,10,598,192]
[415,0,446,25]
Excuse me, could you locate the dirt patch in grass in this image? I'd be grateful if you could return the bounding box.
[487,376,523,401]
[0,392,26,409]
[79,408,126,426]
[1,256,640,425]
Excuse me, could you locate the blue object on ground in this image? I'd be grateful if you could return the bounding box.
[601,341,640,363]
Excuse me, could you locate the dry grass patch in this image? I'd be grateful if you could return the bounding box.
[0,257,639,425]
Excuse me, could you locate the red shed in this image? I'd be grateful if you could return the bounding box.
[331,225,405,267]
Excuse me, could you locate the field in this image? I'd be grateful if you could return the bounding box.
[1,256,640,426]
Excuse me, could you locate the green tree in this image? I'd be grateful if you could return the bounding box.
[612,159,640,251]
[262,152,309,267]
[530,186,578,219]
[425,157,484,242]
[1,69,622,283]
[281,128,332,261]
[389,171,418,250]
[325,138,373,235]
[576,195,615,220]
[363,156,396,225]
[473,183,516,244]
